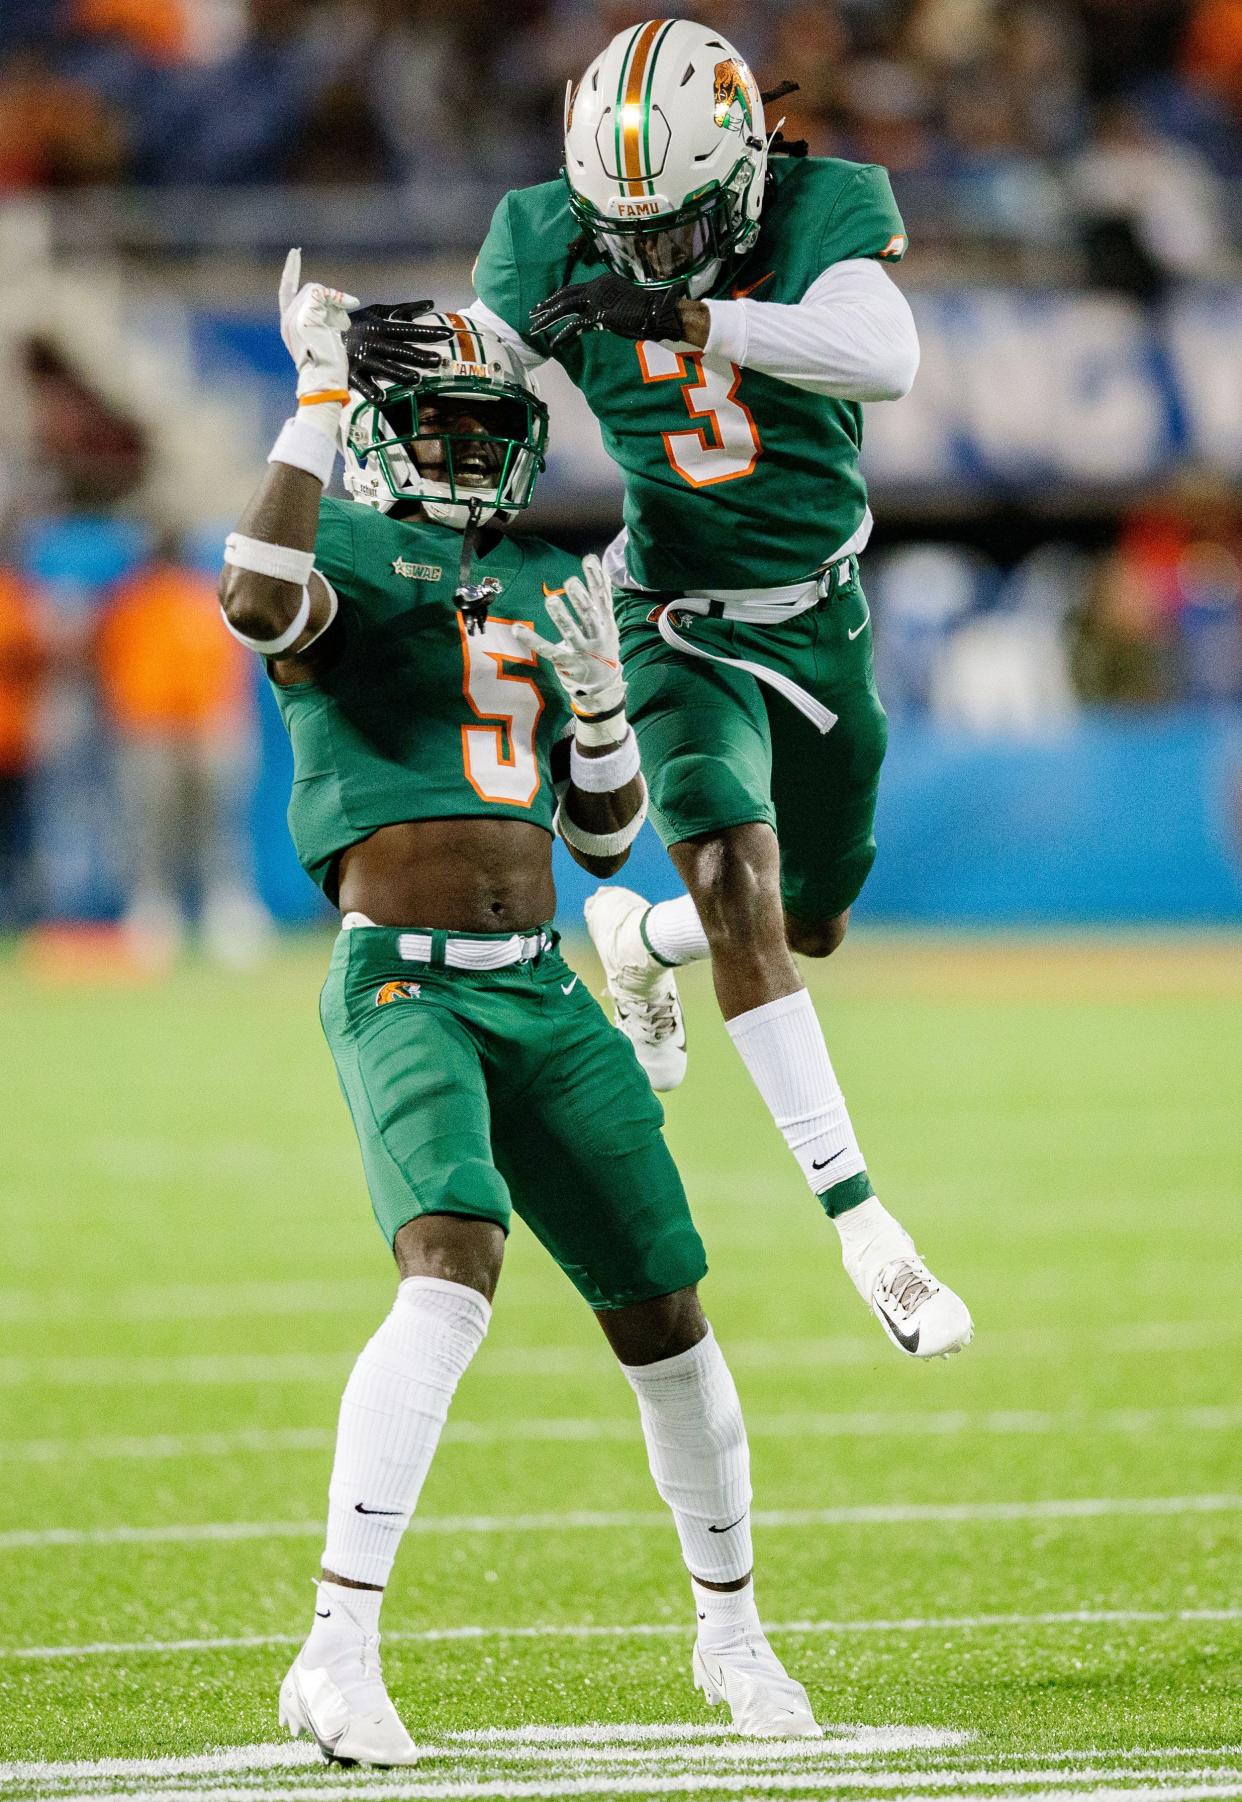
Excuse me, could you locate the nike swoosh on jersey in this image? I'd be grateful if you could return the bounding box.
[731,269,775,299]
[848,609,871,641]
[561,978,579,995]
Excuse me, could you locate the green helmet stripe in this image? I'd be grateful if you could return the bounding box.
[639,18,677,195]
[613,23,646,197]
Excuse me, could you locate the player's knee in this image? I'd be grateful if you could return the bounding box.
[785,908,850,959]
[677,824,782,948]
[594,1285,708,1366]
[393,1210,505,1300]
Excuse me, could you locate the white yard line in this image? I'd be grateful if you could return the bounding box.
[0,1280,381,1326]
[0,1319,1236,1386]
[5,1606,1241,1663]
[4,1729,1242,1802]
[34,1773,1242,1801]
[4,1493,1241,1554]
[7,1404,1242,1466]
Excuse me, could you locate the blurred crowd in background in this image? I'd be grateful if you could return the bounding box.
[2,0,1240,263]
[0,0,1240,934]
[2,0,1240,279]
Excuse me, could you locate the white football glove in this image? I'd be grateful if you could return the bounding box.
[513,555,625,719]
[278,247,359,405]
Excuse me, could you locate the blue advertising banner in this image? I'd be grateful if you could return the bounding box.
[195,285,1242,502]
[255,697,1242,928]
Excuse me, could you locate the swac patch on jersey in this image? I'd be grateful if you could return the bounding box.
[375,980,421,1006]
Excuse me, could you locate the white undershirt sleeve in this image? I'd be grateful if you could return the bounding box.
[703,257,919,402]
[462,297,548,372]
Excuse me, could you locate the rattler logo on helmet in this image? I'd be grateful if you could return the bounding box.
[712,58,754,130]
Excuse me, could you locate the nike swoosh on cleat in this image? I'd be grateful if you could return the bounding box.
[708,1513,747,1534]
[875,1302,920,1354]
[811,1147,846,1171]
[848,609,871,641]
[354,1503,403,1516]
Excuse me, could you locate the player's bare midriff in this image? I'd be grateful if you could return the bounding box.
[336,817,557,931]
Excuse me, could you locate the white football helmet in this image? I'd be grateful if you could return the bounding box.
[341,312,548,528]
[563,19,769,296]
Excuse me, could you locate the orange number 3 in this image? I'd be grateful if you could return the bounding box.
[636,342,762,488]
[458,615,544,807]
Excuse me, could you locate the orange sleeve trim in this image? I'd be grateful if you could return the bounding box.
[298,390,350,408]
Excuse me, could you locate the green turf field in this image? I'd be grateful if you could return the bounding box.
[1,932,1240,1799]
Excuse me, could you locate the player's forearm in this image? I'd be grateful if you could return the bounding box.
[556,704,647,877]
[562,755,646,876]
[219,461,326,643]
[685,259,920,401]
[220,254,355,657]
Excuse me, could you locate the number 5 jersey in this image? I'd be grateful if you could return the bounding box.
[471,155,907,595]
[270,498,577,900]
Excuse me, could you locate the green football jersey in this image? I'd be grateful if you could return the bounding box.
[473,156,907,594]
[271,498,578,899]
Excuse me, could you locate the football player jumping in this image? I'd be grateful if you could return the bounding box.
[218,258,821,1763]
[369,18,974,1360]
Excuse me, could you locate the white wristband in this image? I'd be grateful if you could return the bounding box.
[555,779,648,858]
[570,726,640,793]
[219,585,311,656]
[224,532,315,586]
[269,413,339,486]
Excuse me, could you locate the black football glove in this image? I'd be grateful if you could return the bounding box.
[529,274,684,349]
[344,302,456,402]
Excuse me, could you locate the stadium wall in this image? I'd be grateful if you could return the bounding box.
[252,698,1242,928]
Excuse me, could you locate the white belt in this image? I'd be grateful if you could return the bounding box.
[651,555,857,740]
[654,603,839,736]
[342,912,551,969]
[644,526,868,739]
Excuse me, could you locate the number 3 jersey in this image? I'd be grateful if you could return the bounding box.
[270,498,577,899]
[472,156,906,595]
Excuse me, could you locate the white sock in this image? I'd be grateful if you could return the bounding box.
[322,1275,491,1588]
[725,989,869,1204]
[303,1578,382,1668]
[642,895,710,967]
[691,1573,763,1651]
[621,1327,752,1584]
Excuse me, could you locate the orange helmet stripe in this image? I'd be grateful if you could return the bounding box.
[621,18,667,196]
[445,311,482,365]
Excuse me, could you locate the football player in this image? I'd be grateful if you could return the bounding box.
[362,17,973,1362]
[217,255,821,1764]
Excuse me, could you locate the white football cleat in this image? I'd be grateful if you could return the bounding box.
[866,1253,973,1359]
[693,1635,822,1738]
[839,1203,972,1359]
[584,885,687,1091]
[279,1636,419,1767]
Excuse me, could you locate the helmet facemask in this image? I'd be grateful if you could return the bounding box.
[344,379,547,528]
[569,155,761,294]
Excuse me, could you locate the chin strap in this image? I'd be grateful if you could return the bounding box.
[455,498,492,635]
